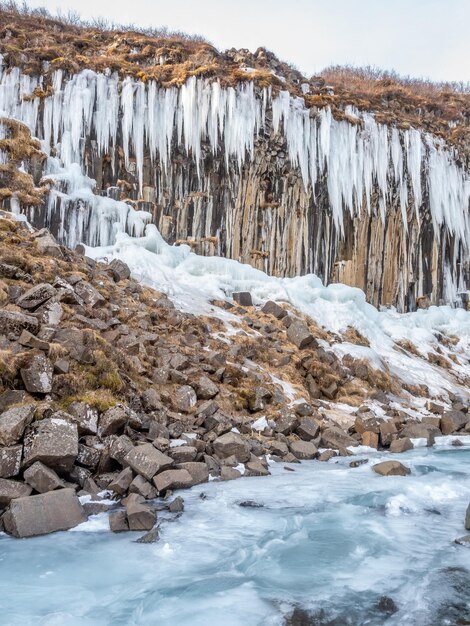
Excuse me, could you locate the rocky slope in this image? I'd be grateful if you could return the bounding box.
[0,7,469,311]
[1,213,469,538]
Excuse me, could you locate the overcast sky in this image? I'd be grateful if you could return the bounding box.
[26,0,470,82]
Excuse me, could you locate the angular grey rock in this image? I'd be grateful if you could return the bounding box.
[261,300,287,319]
[0,310,39,336]
[124,444,173,481]
[318,449,337,462]
[176,462,209,485]
[245,457,270,476]
[170,446,197,464]
[295,417,320,441]
[290,440,318,460]
[220,466,242,481]
[372,461,411,476]
[125,495,156,531]
[232,292,252,307]
[23,417,78,473]
[389,437,414,453]
[0,478,32,506]
[153,469,194,492]
[109,509,129,532]
[274,412,298,435]
[67,401,98,435]
[0,445,22,478]
[16,283,57,310]
[77,444,100,469]
[441,411,468,435]
[294,402,315,417]
[23,461,64,493]
[20,354,54,394]
[32,229,63,258]
[320,426,357,450]
[0,390,27,412]
[3,488,86,537]
[74,280,105,308]
[466,503,470,531]
[99,405,128,437]
[136,526,160,543]
[129,475,157,500]
[203,411,232,435]
[195,376,219,400]
[108,467,134,496]
[18,330,49,350]
[168,496,184,513]
[174,385,197,412]
[0,404,35,446]
[109,259,131,282]
[110,434,134,465]
[454,535,470,546]
[213,432,251,463]
[287,320,314,349]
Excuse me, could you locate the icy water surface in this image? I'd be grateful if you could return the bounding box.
[1,446,470,626]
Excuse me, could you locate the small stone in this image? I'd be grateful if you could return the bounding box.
[74,281,105,308]
[20,354,54,394]
[18,330,49,350]
[0,310,39,336]
[17,283,57,310]
[109,259,131,282]
[129,475,158,500]
[195,376,219,400]
[136,526,159,543]
[109,509,129,533]
[68,402,98,435]
[23,461,64,493]
[465,503,470,531]
[350,459,368,468]
[455,535,470,546]
[372,460,411,476]
[318,449,337,462]
[174,385,197,412]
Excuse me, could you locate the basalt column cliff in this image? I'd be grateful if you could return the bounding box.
[0,12,469,311]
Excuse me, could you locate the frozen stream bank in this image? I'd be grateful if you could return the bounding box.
[1,446,470,626]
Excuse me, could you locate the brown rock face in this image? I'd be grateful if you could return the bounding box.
[0,478,32,506]
[153,469,195,492]
[3,488,86,537]
[23,461,64,493]
[0,404,35,446]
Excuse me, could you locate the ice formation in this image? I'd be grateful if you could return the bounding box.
[0,62,469,247]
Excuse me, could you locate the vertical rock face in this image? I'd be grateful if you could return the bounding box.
[0,65,469,310]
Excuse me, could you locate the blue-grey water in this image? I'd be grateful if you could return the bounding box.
[1,446,470,626]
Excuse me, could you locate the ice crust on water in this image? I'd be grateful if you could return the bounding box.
[0,63,469,250]
[0,446,469,625]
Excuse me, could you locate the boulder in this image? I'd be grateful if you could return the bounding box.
[23,461,64,493]
[124,444,173,481]
[16,283,56,310]
[170,446,197,464]
[295,417,320,441]
[274,412,298,435]
[3,488,86,537]
[99,405,128,437]
[136,527,160,543]
[389,438,414,453]
[110,434,134,465]
[109,510,129,532]
[0,478,32,506]
[125,495,156,531]
[174,385,197,412]
[168,496,184,513]
[441,411,468,435]
[129,475,157,500]
[23,417,78,473]
[74,281,105,308]
[18,330,49,350]
[0,310,39,336]
[220,466,242,480]
[153,469,194,492]
[362,431,379,449]
[287,320,314,349]
[400,422,439,446]
[320,427,357,450]
[108,259,131,282]
[290,441,318,460]
[77,444,100,469]
[454,535,470,546]
[0,404,35,446]
[245,457,270,476]
[32,229,63,258]
[108,467,134,495]
[67,402,98,435]
[0,445,22,478]
[195,376,219,400]
[20,354,54,394]
[261,300,286,319]
[213,432,251,463]
[379,421,397,446]
[232,292,252,307]
[294,402,315,417]
[318,449,337,462]
[176,462,209,485]
[372,461,411,477]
